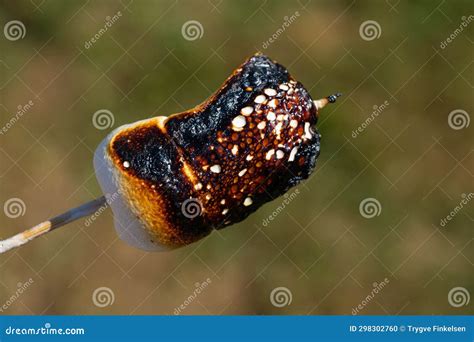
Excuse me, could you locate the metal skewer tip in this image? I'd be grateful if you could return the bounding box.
[313,92,342,113]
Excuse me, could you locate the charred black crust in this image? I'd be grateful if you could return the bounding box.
[166,55,291,147]
[111,125,212,244]
[112,126,179,188]
[110,54,321,244]
[166,55,320,230]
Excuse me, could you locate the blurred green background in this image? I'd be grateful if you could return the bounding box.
[0,0,472,315]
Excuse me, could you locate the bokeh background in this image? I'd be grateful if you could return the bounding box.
[0,0,472,315]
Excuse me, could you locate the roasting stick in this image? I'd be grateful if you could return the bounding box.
[0,196,106,254]
[0,93,341,255]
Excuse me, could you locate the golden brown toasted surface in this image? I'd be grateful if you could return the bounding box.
[108,119,212,247]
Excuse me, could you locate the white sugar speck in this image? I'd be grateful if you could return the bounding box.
[264,88,277,96]
[123,161,130,168]
[274,122,283,136]
[243,197,253,206]
[265,149,275,160]
[254,95,266,104]
[231,145,239,155]
[241,106,253,116]
[268,99,278,108]
[232,115,246,129]
[266,111,276,121]
[288,147,298,162]
[210,165,221,173]
[304,122,313,139]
